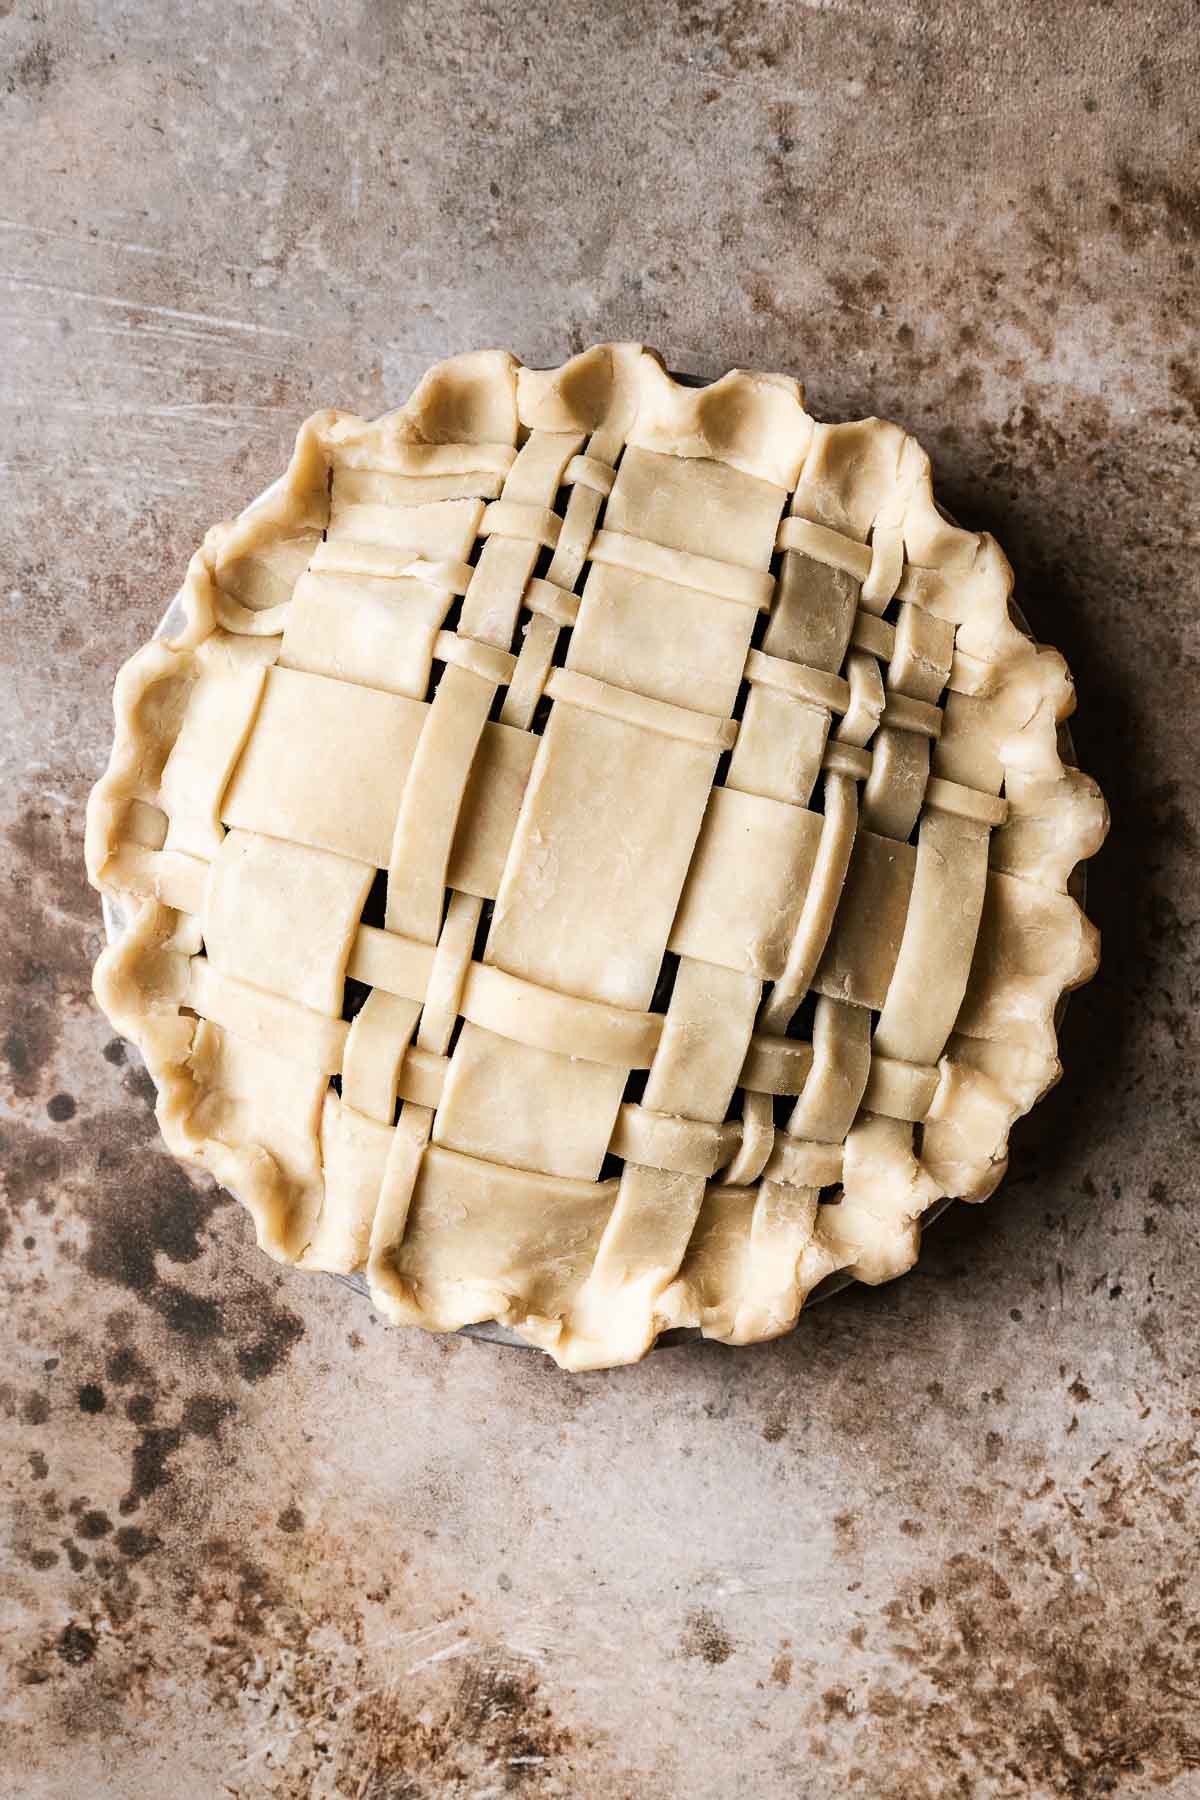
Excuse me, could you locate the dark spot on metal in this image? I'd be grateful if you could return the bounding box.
[104,1346,149,1387]
[55,1624,97,1666]
[77,1383,106,1415]
[28,1547,59,1571]
[1108,161,1200,252]
[277,1503,304,1534]
[114,1525,157,1561]
[28,1449,48,1480]
[102,1039,126,1066]
[680,1607,734,1666]
[76,1509,112,1540]
[46,1093,76,1123]
[125,1394,155,1425]
[153,1285,224,1340]
[24,1392,50,1426]
[6,37,56,94]
[235,1309,305,1383]
[181,1394,235,1438]
[822,1686,856,1720]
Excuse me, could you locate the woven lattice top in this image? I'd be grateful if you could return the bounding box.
[87,345,1107,1369]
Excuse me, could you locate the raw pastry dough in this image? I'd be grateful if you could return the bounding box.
[87,344,1107,1369]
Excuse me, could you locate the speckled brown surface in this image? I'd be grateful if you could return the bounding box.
[2,3,1198,1795]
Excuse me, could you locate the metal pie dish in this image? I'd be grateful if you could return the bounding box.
[101,369,1082,1354]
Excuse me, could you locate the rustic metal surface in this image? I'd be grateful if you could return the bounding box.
[2,2,1198,1795]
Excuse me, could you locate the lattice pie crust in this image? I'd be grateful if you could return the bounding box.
[86,346,1107,1369]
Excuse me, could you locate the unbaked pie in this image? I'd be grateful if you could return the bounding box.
[87,344,1107,1369]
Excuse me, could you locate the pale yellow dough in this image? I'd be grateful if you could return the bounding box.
[87,344,1108,1370]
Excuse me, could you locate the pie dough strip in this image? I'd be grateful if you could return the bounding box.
[563,959,759,1366]
[416,891,483,1056]
[862,603,955,841]
[544,668,738,752]
[103,843,209,915]
[432,631,516,685]
[740,1033,815,1096]
[500,611,559,731]
[879,693,943,739]
[643,960,762,1121]
[563,453,616,496]
[325,495,486,562]
[459,962,664,1069]
[743,647,850,715]
[851,611,896,660]
[716,1089,775,1186]
[347,923,666,1069]
[721,1178,827,1344]
[203,828,375,1017]
[608,1105,742,1179]
[478,500,563,549]
[925,775,1009,828]
[460,431,585,650]
[521,577,580,627]
[588,529,774,611]
[775,517,873,582]
[322,435,517,475]
[330,467,507,505]
[187,958,348,1074]
[861,1052,941,1123]
[348,926,435,999]
[385,663,496,942]
[342,989,422,1122]
[158,659,270,861]
[366,1102,435,1319]
[786,997,872,1143]
[874,810,991,1065]
[762,1137,843,1187]
[758,772,858,1034]
[300,1093,395,1273]
[398,1049,447,1110]
[310,541,477,595]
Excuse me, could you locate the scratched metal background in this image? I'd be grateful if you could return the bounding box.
[2,4,1198,1796]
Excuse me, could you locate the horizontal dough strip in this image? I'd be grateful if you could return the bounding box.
[104,844,209,914]
[432,631,518,685]
[544,668,739,751]
[762,1136,845,1188]
[349,925,666,1068]
[331,467,508,504]
[186,957,449,1104]
[588,528,775,610]
[321,437,517,477]
[850,610,896,660]
[563,453,616,496]
[310,540,476,594]
[743,647,851,714]
[880,692,943,738]
[608,1105,743,1179]
[776,516,872,581]
[861,1052,941,1122]
[522,576,581,626]
[925,774,1009,826]
[479,499,563,549]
